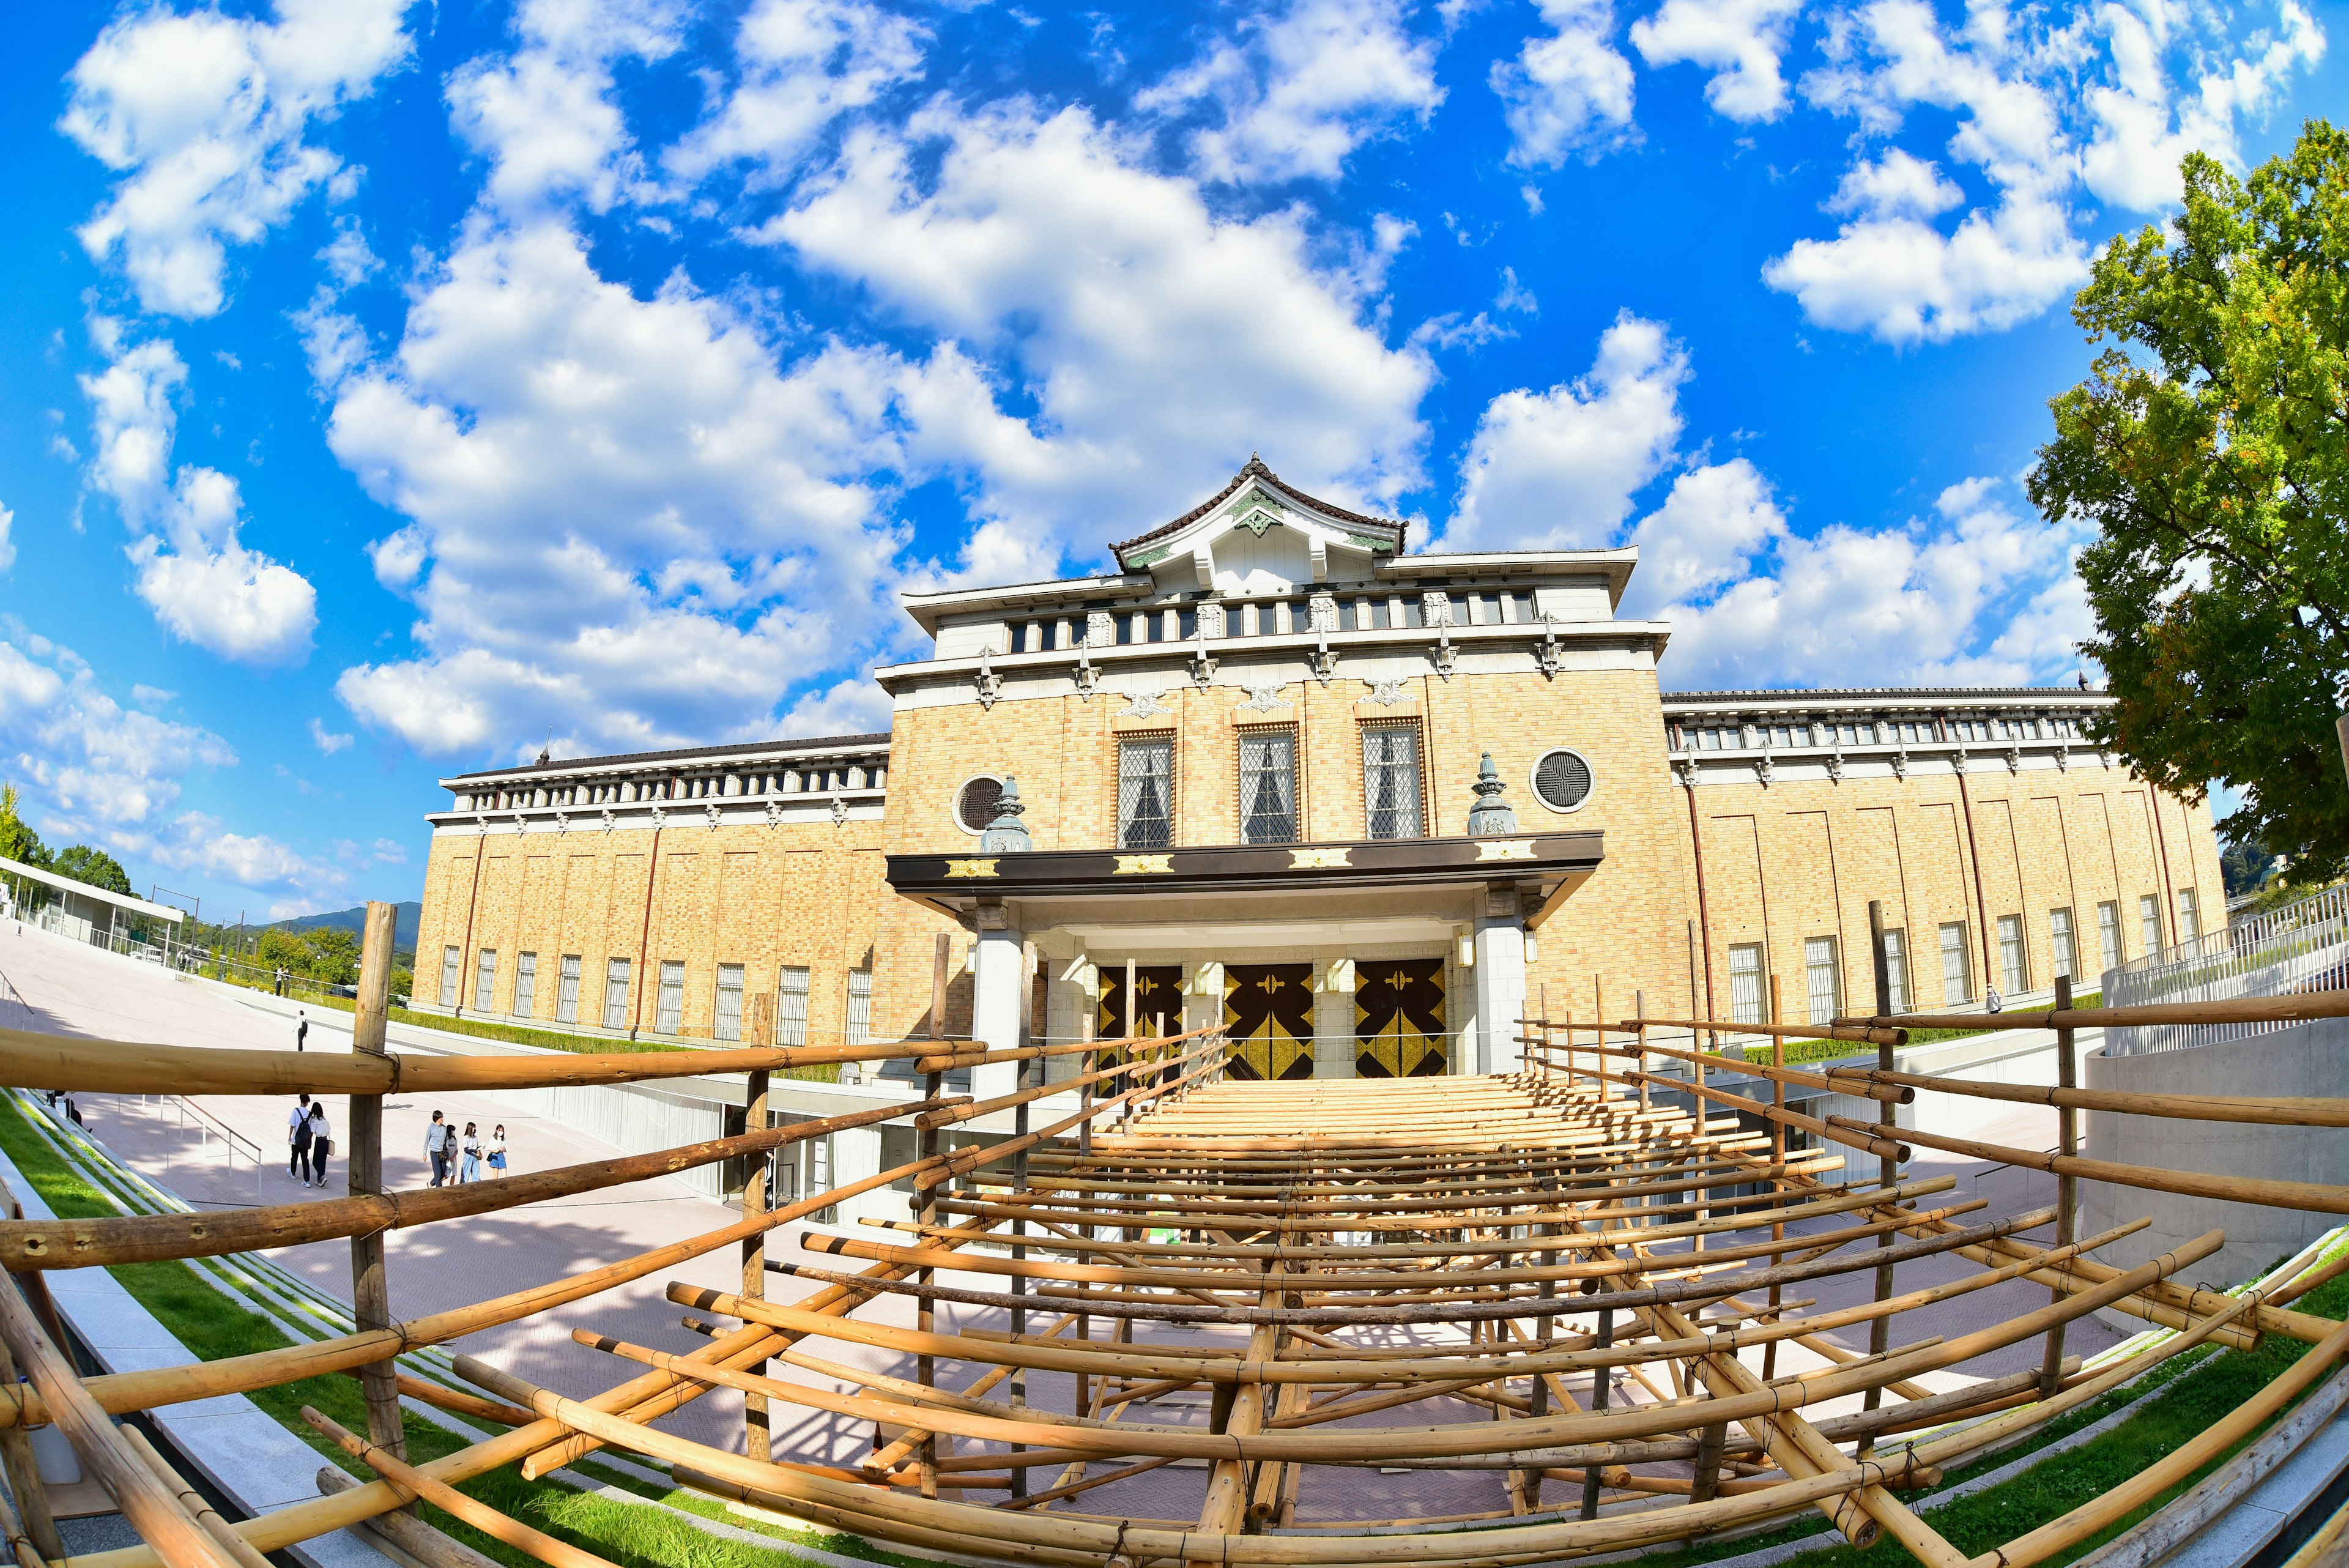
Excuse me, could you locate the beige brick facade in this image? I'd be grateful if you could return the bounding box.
[413,463,2222,1063]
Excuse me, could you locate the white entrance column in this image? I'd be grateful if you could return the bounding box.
[970,902,1025,1102]
[1473,883,1528,1075]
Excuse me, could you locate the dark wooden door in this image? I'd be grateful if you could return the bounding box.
[1223,962,1315,1080]
[1355,957,1446,1077]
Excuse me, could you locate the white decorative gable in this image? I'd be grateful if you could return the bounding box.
[1111,458,1405,596]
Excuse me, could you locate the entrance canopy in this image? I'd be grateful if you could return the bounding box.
[886,828,1603,927]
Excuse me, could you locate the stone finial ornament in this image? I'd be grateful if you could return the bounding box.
[1466,752,1518,837]
[981,775,1034,853]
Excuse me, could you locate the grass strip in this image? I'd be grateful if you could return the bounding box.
[0,1095,902,1568]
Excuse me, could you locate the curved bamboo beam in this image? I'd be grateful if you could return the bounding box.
[0,1095,957,1271]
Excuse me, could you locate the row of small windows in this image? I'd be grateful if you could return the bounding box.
[1720,888,2200,1024]
[1674,714,2086,753]
[440,947,873,1044]
[1109,721,1426,849]
[456,761,886,813]
[1009,590,1542,653]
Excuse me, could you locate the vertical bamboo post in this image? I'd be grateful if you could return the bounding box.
[348,899,404,1463]
[1010,943,1033,1500]
[741,1063,769,1463]
[1763,972,1786,1382]
[1635,989,1649,1113]
[2039,973,2077,1400]
[916,930,948,1499]
[1580,1306,1612,1520]
[0,1332,61,1562]
[1860,899,1898,1454]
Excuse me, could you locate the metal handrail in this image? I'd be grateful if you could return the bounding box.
[2104,882,2349,1054]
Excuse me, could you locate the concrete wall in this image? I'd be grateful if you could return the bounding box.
[2080,1017,2349,1292]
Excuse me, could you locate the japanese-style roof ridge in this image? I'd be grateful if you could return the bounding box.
[1110,455,1407,564]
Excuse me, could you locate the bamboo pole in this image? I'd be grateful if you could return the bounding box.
[2039,974,2076,1401]
[119,1425,274,1568]
[0,1095,959,1271]
[350,901,404,1462]
[303,1408,628,1568]
[0,1330,61,1562]
[0,1247,237,1568]
[315,1467,505,1568]
[742,1063,770,1463]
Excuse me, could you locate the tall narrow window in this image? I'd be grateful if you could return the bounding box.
[1728,943,1764,1025]
[1362,723,1424,839]
[714,963,744,1042]
[557,954,581,1024]
[1117,737,1174,849]
[513,952,537,1019]
[777,965,811,1047]
[656,960,685,1033]
[1997,915,2027,995]
[1804,937,1841,1025]
[1239,729,1299,844]
[439,945,461,1007]
[603,957,631,1030]
[1882,928,1910,1013]
[2178,888,2200,945]
[475,949,499,1012]
[2097,902,2121,976]
[2140,893,2164,957]
[2049,908,2076,983]
[846,968,873,1047]
[1940,922,1972,1004]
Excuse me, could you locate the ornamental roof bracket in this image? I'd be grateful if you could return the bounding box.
[1189,607,1220,687]
[1310,590,1338,685]
[975,644,1003,712]
[1425,592,1456,680]
[1535,613,1564,680]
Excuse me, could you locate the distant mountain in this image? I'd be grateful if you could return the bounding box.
[272,902,421,949]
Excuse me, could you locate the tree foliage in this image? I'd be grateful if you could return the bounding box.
[50,845,132,897]
[0,784,47,870]
[2032,120,2349,884]
[256,926,360,986]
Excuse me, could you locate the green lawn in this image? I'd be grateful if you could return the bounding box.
[0,1097,891,1568]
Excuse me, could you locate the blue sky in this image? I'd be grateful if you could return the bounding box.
[0,0,2331,920]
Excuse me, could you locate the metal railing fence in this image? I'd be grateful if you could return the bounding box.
[2103,883,2349,1055]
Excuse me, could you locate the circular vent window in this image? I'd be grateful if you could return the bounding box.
[1531,748,1594,814]
[954,775,1004,835]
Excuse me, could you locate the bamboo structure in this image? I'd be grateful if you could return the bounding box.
[4,944,2349,1568]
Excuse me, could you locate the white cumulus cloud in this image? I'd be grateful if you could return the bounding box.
[777,100,1433,566]
[1140,0,1444,183]
[79,330,317,666]
[447,0,687,214]
[664,0,929,187]
[1492,0,1638,168]
[1630,0,1805,122]
[1445,311,1685,550]
[61,0,414,318]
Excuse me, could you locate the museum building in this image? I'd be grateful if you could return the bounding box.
[412,459,2222,1091]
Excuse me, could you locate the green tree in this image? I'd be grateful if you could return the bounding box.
[2032,120,2349,884]
[50,845,132,896]
[0,784,47,869]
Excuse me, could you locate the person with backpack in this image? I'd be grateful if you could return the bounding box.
[288,1093,314,1184]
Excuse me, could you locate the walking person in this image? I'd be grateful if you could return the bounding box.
[288,1093,314,1184]
[459,1122,481,1184]
[295,1010,308,1052]
[425,1110,451,1187]
[486,1125,508,1178]
[306,1102,333,1189]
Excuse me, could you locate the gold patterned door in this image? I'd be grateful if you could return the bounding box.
[1222,963,1315,1080]
[1096,965,1182,1072]
[1355,958,1446,1077]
